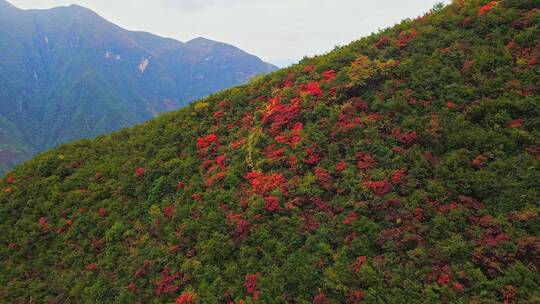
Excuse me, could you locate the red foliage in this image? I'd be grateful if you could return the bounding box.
[313,293,327,304]
[85,263,97,271]
[213,111,224,120]
[177,181,185,190]
[438,202,459,214]
[135,259,155,278]
[529,56,538,68]
[135,167,145,177]
[263,145,286,161]
[392,129,417,146]
[390,169,407,184]
[176,291,197,304]
[301,81,323,97]
[235,219,251,240]
[526,142,539,156]
[231,137,248,149]
[192,193,202,202]
[127,282,137,292]
[343,212,358,225]
[38,217,49,233]
[302,211,320,232]
[350,97,369,112]
[311,197,332,215]
[479,1,498,16]
[304,65,315,73]
[95,172,103,182]
[423,151,440,167]
[264,195,280,212]
[216,155,227,170]
[356,152,377,171]
[314,167,333,190]
[220,289,234,304]
[304,145,322,165]
[98,207,106,218]
[8,243,17,249]
[244,273,260,301]
[462,60,474,72]
[509,118,524,128]
[288,155,298,172]
[164,205,175,219]
[337,112,362,131]
[155,266,181,296]
[347,289,365,304]
[275,123,303,148]
[197,133,220,155]
[322,70,336,81]
[462,16,473,27]
[453,282,464,292]
[480,231,511,248]
[472,155,488,168]
[367,112,382,122]
[395,30,417,47]
[437,266,452,285]
[365,178,392,196]
[501,285,517,304]
[91,238,103,251]
[262,96,302,134]
[335,160,347,173]
[414,208,424,222]
[353,256,367,273]
[374,36,390,49]
[5,175,15,184]
[245,171,288,196]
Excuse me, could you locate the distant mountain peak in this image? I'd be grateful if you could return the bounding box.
[187,37,216,44]
[0,0,17,10]
[0,1,277,174]
[53,3,102,18]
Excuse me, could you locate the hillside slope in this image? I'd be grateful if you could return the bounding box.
[1,1,539,303]
[0,0,276,175]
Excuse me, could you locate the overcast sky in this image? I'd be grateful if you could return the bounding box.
[9,0,449,67]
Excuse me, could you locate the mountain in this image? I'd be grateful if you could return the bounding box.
[1,0,539,302]
[0,1,276,175]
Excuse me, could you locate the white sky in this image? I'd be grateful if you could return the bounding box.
[9,0,450,67]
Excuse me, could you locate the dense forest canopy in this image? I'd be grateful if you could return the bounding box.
[1,0,539,303]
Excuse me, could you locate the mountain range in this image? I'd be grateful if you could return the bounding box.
[0,0,276,175]
[1,0,539,303]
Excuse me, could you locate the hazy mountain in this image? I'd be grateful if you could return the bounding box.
[0,0,276,174]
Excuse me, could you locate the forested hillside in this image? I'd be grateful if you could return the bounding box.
[1,0,539,303]
[0,0,276,175]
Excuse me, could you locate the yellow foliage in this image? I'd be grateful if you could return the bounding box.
[194,102,210,112]
[347,55,398,88]
[148,204,162,219]
[246,127,263,170]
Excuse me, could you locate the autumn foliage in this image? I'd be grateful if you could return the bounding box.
[0,1,539,303]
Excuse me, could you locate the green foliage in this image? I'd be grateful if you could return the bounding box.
[0,0,539,303]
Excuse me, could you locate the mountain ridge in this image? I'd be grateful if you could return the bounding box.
[0,0,277,175]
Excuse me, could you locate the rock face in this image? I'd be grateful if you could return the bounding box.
[0,1,277,175]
